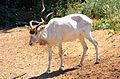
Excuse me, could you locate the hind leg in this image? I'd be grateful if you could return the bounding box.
[85,31,100,64]
[78,35,88,66]
[80,39,88,66]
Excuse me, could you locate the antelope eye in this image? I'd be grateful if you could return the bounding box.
[30,30,35,34]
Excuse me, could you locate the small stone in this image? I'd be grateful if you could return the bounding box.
[117,76,119,78]
[76,72,79,75]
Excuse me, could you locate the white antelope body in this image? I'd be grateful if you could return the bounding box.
[29,14,100,73]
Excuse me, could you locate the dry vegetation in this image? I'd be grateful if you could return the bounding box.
[0,27,120,79]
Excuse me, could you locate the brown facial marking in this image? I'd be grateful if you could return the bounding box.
[30,29,35,34]
[29,28,38,35]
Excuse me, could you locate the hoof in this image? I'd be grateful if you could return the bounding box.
[45,70,50,73]
[45,72,49,74]
[77,64,82,67]
[59,68,63,71]
[59,65,64,70]
[95,62,99,64]
[58,68,64,74]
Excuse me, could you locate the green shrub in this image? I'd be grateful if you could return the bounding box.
[65,2,85,15]
[55,3,65,17]
[57,0,120,19]
[83,0,120,18]
[62,0,120,32]
[93,14,120,32]
[110,13,120,31]
[92,18,112,30]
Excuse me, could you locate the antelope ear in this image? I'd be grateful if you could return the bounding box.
[25,25,31,30]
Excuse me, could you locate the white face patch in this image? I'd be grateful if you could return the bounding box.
[42,32,47,38]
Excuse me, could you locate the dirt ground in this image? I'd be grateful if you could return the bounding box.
[0,27,120,79]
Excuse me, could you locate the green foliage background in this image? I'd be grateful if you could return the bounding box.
[0,0,120,31]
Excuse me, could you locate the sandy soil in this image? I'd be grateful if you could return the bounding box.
[0,27,120,79]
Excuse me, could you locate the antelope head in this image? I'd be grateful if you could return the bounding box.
[29,18,45,46]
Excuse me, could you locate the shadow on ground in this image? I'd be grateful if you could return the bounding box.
[29,68,78,79]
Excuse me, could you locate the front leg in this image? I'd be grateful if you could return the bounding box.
[46,46,52,73]
[59,42,63,70]
[57,32,64,70]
